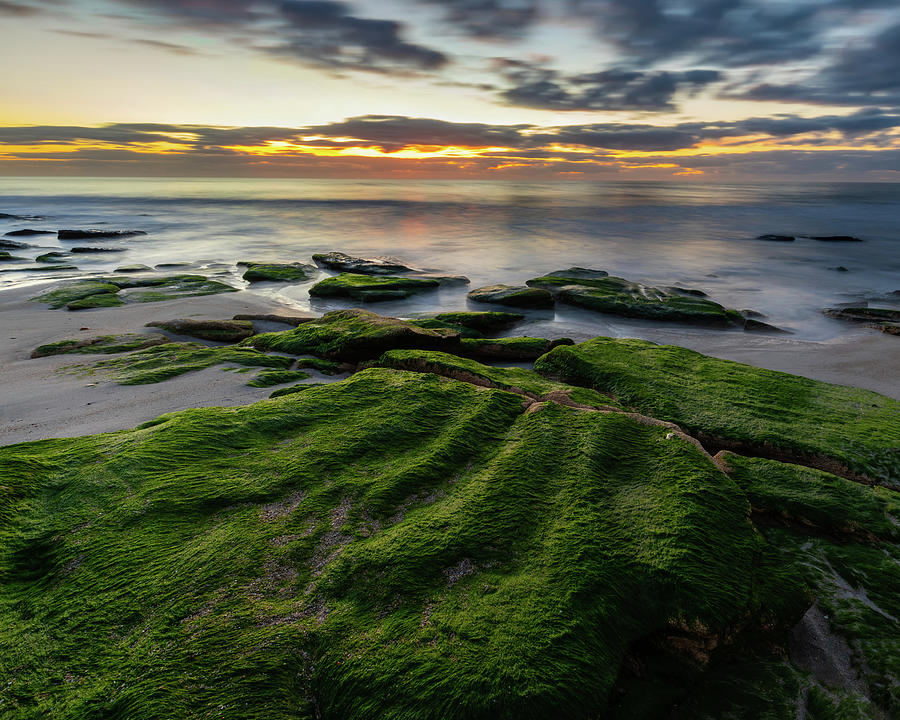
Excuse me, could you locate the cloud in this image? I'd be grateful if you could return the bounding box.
[496,59,721,111]
[415,0,539,39]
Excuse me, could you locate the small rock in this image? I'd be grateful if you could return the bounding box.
[467,284,554,309]
[115,264,154,273]
[5,228,54,237]
[757,234,795,241]
[312,251,418,275]
[58,229,147,240]
[810,235,862,242]
[69,246,128,253]
[146,318,255,342]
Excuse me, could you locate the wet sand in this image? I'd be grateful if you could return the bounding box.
[1,281,897,447]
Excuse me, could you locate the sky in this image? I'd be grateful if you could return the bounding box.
[2,0,900,180]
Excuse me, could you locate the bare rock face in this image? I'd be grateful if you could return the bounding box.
[312,251,419,275]
[145,318,255,343]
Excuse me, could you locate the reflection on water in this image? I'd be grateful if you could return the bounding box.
[1,177,898,341]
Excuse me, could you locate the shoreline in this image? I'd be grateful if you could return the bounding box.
[2,281,898,447]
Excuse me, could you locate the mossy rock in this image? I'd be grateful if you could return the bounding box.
[459,336,573,361]
[31,333,169,358]
[246,369,312,388]
[527,269,744,327]
[312,251,418,274]
[268,382,324,398]
[0,369,788,719]
[408,318,484,338]
[66,293,125,310]
[309,273,440,302]
[118,276,238,302]
[535,337,900,484]
[295,357,343,375]
[240,262,317,283]
[467,283,554,309]
[34,252,68,263]
[432,311,525,333]
[115,264,154,273]
[91,342,294,384]
[31,281,122,309]
[824,307,900,336]
[0,251,25,261]
[244,308,461,361]
[145,318,255,343]
[370,349,624,409]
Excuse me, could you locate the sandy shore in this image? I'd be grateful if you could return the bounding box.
[2,281,898,447]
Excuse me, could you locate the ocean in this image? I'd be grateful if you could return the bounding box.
[2,177,898,342]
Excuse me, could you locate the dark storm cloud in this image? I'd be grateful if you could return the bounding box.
[415,0,539,39]
[495,59,721,111]
[109,0,447,71]
[730,21,900,108]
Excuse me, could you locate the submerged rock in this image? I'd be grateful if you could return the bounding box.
[115,264,154,273]
[35,252,69,263]
[824,307,900,336]
[67,293,124,310]
[0,251,25,261]
[31,333,169,358]
[239,262,317,283]
[31,275,237,310]
[4,228,54,237]
[757,234,795,241]
[431,311,524,333]
[244,308,461,361]
[527,269,743,327]
[312,251,418,275]
[146,318,255,343]
[810,235,863,242]
[69,246,127,253]
[233,313,316,327]
[0,238,29,249]
[309,273,440,302]
[30,281,121,309]
[467,284,554,309]
[58,229,147,240]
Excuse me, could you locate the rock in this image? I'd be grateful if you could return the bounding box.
[69,246,127,253]
[412,273,470,285]
[743,318,789,333]
[244,308,461,361]
[824,307,900,336]
[829,266,850,272]
[146,318,255,343]
[309,273,440,302]
[4,229,54,237]
[665,286,709,297]
[2,265,79,272]
[312,251,418,275]
[58,229,147,240]
[739,309,766,319]
[0,238,29,249]
[233,314,316,327]
[459,336,574,361]
[67,293,124,310]
[155,262,193,269]
[35,252,69,263]
[115,264,154,273]
[757,234,795,241]
[31,333,169,358]
[810,235,862,242]
[0,251,25,261]
[467,284,554,309]
[527,269,741,327]
[239,262,317,283]
[430,311,524,334]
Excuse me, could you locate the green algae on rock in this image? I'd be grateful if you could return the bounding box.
[145,318,255,343]
[370,349,623,409]
[309,272,440,302]
[246,369,312,387]
[459,336,574,361]
[467,283,555,309]
[31,333,169,358]
[239,262,317,283]
[0,369,784,719]
[244,308,461,361]
[527,268,745,327]
[34,252,68,263]
[66,293,125,310]
[31,281,122,309]
[535,337,900,484]
[90,342,293,384]
[295,357,343,375]
[431,310,524,333]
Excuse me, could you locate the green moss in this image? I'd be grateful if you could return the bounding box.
[241,262,317,283]
[309,273,439,301]
[535,337,900,484]
[408,318,484,338]
[295,357,343,375]
[34,252,68,263]
[244,308,461,361]
[66,293,125,310]
[246,370,312,388]
[370,349,624,409]
[726,454,900,541]
[527,270,741,326]
[91,342,293,384]
[31,281,122,309]
[31,333,169,358]
[0,369,773,719]
[432,311,524,333]
[269,382,325,398]
[459,336,573,361]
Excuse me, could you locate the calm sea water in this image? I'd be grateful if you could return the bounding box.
[1,177,898,341]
